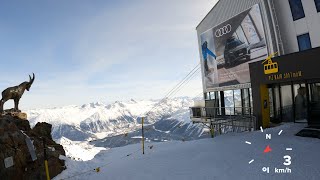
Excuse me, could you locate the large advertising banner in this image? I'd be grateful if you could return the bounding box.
[200,4,268,89]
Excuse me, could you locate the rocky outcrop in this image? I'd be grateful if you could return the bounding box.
[3,108,28,120]
[0,114,65,180]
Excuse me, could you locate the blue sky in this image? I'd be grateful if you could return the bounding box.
[0,0,218,109]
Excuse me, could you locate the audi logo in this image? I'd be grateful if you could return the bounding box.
[215,24,232,37]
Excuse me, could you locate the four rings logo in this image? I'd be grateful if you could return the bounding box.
[215,24,232,37]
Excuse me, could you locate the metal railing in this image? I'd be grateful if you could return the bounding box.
[190,106,253,118]
[210,115,256,135]
[189,106,256,136]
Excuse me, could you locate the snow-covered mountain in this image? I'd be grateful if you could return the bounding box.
[26,97,207,144]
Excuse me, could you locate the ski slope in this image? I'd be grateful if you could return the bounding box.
[54,123,320,180]
[56,137,107,161]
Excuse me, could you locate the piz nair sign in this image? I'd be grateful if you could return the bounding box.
[262,52,303,81]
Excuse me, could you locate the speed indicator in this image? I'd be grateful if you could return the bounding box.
[245,127,292,174]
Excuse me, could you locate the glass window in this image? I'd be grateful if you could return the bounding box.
[293,84,307,122]
[297,33,312,51]
[234,89,241,115]
[209,92,214,100]
[273,86,281,121]
[269,88,274,118]
[288,0,305,20]
[242,89,250,115]
[224,90,234,115]
[249,88,253,114]
[315,0,320,12]
[216,91,221,115]
[205,92,209,100]
[280,85,294,122]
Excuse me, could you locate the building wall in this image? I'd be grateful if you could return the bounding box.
[273,0,320,54]
[196,0,320,90]
[196,0,320,128]
[197,0,320,92]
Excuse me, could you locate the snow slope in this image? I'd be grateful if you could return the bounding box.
[54,123,320,180]
[56,137,107,161]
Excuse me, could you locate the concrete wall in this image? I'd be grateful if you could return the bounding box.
[273,0,320,54]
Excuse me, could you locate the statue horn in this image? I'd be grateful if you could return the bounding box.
[29,73,35,85]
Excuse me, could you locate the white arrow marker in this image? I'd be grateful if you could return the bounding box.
[249,159,254,164]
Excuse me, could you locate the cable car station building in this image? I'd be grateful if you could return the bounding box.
[190,0,320,129]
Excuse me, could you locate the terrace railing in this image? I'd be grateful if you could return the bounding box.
[190,106,256,136]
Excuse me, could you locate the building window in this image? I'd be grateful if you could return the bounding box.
[288,0,305,21]
[315,0,320,12]
[205,92,210,100]
[297,33,312,51]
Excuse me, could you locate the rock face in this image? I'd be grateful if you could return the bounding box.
[3,108,28,120]
[0,114,65,180]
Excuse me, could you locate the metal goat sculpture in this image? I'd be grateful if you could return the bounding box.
[0,73,35,112]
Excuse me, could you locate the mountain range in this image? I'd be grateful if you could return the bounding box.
[26,97,209,148]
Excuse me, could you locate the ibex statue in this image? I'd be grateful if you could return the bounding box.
[0,73,35,112]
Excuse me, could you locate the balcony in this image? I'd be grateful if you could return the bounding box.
[189,105,256,134]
